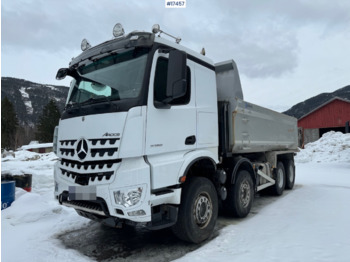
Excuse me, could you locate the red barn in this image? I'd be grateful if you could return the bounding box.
[298,97,350,145]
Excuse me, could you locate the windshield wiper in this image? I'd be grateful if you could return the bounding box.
[65,101,79,110]
[80,96,119,107]
[64,101,84,115]
[65,96,120,113]
[80,97,101,106]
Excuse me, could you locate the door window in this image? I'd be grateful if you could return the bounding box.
[154,57,191,106]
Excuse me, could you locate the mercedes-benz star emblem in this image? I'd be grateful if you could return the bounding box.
[76,138,88,160]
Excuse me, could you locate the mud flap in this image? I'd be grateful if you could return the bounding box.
[149,205,178,230]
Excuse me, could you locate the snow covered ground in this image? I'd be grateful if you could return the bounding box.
[1,131,350,262]
[1,151,92,262]
[178,162,350,262]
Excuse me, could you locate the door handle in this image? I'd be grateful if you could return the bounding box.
[185,135,196,145]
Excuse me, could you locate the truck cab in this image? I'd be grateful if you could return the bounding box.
[54,24,298,243]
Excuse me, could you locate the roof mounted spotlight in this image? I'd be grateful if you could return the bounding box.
[152,24,181,44]
[81,38,91,51]
[113,23,125,38]
[152,24,161,34]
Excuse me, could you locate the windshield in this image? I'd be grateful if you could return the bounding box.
[66,48,149,107]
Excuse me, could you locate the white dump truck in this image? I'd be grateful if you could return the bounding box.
[54,24,298,243]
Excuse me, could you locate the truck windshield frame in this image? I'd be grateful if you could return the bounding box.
[66,48,150,109]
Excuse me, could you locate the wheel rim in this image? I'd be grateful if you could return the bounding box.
[193,193,212,228]
[288,165,294,183]
[277,168,284,188]
[240,180,251,208]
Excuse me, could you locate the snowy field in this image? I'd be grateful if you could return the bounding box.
[1,131,350,262]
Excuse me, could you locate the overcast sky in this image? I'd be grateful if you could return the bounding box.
[2,0,350,111]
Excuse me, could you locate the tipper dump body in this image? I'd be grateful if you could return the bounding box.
[232,99,298,153]
[216,60,298,156]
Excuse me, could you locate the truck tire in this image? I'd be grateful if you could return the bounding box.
[271,161,286,195]
[285,159,295,190]
[223,170,254,218]
[172,177,218,243]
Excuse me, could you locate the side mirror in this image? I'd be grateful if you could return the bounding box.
[166,50,187,102]
[56,68,69,80]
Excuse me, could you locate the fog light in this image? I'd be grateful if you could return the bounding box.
[114,187,143,207]
[128,210,146,216]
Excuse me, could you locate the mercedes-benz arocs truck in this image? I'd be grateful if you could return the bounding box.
[54,24,298,243]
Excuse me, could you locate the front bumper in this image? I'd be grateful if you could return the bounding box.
[55,157,152,223]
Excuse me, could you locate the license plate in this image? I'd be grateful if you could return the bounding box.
[69,186,97,201]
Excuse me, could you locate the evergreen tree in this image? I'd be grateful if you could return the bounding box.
[36,99,61,143]
[1,97,19,150]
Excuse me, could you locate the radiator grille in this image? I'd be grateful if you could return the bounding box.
[58,138,120,160]
[60,159,120,170]
[60,168,114,185]
[58,137,121,185]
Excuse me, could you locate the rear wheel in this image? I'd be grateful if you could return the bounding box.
[285,159,295,190]
[172,177,218,243]
[223,170,254,218]
[271,161,286,196]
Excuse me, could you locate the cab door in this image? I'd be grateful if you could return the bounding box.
[146,50,196,155]
[145,50,197,189]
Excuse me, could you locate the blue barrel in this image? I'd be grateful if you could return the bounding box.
[1,181,16,210]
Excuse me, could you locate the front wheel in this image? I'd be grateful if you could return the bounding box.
[172,177,218,243]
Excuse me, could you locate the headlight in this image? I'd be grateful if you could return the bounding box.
[114,187,144,207]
